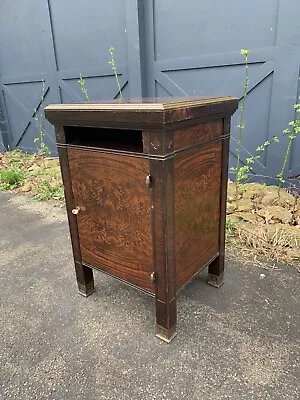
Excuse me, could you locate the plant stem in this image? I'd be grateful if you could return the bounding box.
[109,47,123,99]
[39,80,46,168]
[277,137,293,196]
[277,101,300,195]
[34,79,51,165]
[79,74,89,101]
[235,51,250,202]
[281,138,292,179]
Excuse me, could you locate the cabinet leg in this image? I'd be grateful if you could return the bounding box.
[208,254,224,288]
[155,298,177,343]
[75,261,95,297]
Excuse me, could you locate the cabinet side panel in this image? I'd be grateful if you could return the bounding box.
[173,120,223,151]
[174,141,222,290]
[68,149,154,292]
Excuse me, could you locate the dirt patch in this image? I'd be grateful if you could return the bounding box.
[0,151,63,201]
[227,181,300,269]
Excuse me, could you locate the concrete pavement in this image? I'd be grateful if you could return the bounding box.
[0,192,299,400]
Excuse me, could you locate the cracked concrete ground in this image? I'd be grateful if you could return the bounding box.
[0,191,299,400]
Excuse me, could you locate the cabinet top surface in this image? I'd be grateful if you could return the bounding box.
[45,96,238,128]
[45,96,236,111]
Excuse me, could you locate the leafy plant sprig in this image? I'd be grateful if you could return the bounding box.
[233,136,279,183]
[109,47,123,99]
[277,100,300,190]
[78,74,89,101]
[234,49,250,198]
[34,80,51,168]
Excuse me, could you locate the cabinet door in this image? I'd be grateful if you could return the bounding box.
[68,149,153,292]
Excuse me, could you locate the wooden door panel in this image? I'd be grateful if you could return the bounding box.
[68,149,153,292]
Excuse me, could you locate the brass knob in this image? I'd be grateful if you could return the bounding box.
[71,206,81,215]
[146,175,152,188]
[150,272,156,284]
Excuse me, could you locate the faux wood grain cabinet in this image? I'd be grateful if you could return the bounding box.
[45,97,238,342]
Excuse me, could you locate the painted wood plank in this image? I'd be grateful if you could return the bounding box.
[155,47,275,73]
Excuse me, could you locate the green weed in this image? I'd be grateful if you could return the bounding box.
[109,47,123,99]
[226,218,238,241]
[34,180,64,201]
[34,80,51,167]
[78,74,90,101]
[0,166,25,190]
[277,100,300,193]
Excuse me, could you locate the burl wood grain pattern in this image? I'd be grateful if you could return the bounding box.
[68,149,154,292]
[174,141,222,290]
[173,120,223,151]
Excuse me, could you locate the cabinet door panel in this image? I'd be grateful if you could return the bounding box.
[68,149,153,292]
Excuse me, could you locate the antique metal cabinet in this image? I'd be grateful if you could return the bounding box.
[45,97,238,342]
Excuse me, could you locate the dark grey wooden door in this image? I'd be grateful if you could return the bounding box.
[0,0,142,153]
[0,0,299,180]
[143,0,300,180]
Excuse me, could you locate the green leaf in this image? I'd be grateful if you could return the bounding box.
[240,49,251,56]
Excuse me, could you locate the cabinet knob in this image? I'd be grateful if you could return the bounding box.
[146,175,152,188]
[150,272,157,284]
[71,206,81,215]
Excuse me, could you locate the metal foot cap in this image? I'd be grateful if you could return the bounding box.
[156,324,177,343]
[208,272,224,288]
[78,282,95,297]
